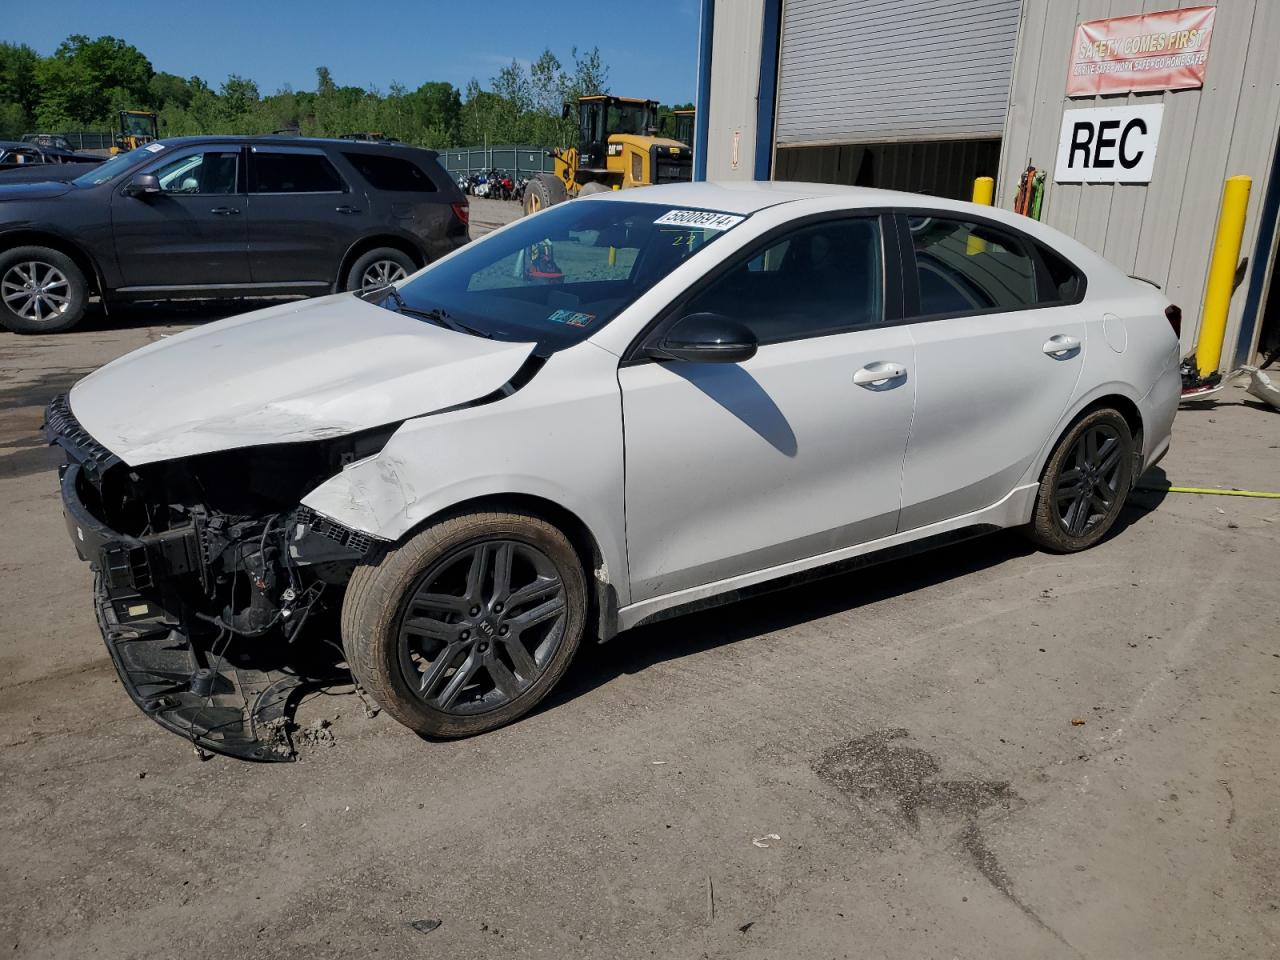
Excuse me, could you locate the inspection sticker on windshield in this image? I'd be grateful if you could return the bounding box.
[144,142,166,153]
[653,209,745,231]
[548,309,595,328]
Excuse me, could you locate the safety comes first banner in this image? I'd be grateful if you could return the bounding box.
[1067,5,1215,97]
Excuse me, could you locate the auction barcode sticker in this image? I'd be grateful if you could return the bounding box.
[654,209,745,231]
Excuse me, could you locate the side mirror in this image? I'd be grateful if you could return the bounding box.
[124,173,161,197]
[646,312,758,364]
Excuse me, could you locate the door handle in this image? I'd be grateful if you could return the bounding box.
[853,362,908,387]
[1042,334,1080,356]
[335,205,361,214]
[209,206,241,216]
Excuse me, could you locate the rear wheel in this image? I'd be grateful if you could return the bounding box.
[523,173,567,216]
[577,181,612,197]
[345,247,417,294]
[342,511,586,738]
[0,246,87,334]
[1027,408,1135,552]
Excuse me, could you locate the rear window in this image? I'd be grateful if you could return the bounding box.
[250,152,344,193]
[343,152,437,192]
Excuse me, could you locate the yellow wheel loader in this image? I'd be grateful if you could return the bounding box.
[112,111,159,154]
[523,95,692,215]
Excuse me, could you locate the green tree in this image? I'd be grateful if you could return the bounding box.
[35,35,152,128]
[0,43,41,136]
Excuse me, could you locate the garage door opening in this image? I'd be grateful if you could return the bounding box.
[774,139,1001,201]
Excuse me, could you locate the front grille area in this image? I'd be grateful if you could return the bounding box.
[45,393,120,474]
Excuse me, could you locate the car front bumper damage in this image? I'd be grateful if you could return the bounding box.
[46,394,379,761]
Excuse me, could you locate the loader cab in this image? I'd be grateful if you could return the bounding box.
[575,96,658,171]
[673,109,695,147]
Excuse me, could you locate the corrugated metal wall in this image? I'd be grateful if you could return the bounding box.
[775,0,1022,146]
[999,0,1280,363]
[706,0,766,180]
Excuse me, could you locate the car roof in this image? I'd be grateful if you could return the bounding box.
[584,180,978,215]
[155,135,439,158]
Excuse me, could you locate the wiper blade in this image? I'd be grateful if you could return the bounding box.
[369,286,492,338]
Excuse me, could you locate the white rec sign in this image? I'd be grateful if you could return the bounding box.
[1054,104,1164,184]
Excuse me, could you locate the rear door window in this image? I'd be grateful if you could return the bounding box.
[343,152,437,192]
[905,216,1038,317]
[249,151,345,193]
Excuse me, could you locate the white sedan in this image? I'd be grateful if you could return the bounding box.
[48,181,1181,759]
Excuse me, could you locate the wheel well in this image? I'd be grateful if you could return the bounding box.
[400,493,616,641]
[0,231,104,296]
[1081,394,1143,444]
[1041,394,1145,483]
[336,236,426,289]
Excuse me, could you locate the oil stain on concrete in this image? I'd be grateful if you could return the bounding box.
[814,728,1071,946]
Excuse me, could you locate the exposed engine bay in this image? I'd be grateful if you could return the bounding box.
[46,394,396,760]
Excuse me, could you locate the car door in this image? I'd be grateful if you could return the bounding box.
[110,146,250,288]
[896,213,1087,531]
[619,213,917,603]
[245,146,366,286]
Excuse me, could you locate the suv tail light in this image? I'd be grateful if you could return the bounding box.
[1165,304,1182,338]
[451,201,469,225]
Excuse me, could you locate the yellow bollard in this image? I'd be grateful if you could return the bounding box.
[967,177,995,255]
[1196,175,1252,378]
[608,246,617,267]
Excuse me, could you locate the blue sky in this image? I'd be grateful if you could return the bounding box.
[7,0,701,105]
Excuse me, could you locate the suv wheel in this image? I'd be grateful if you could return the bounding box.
[345,247,417,294]
[1027,408,1135,552]
[0,246,88,334]
[342,511,587,738]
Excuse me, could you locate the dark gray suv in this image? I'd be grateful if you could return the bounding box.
[0,136,469,333]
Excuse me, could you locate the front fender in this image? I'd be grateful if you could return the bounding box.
[300,343,630,605]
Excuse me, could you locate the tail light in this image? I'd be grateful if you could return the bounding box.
[451,201,469,225]
[1165,304,1182,338]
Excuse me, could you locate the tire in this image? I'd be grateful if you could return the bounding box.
[576,181,612,198]
[0,246,88,334]
[1027,408,1135,553]
[523,173,567,216]
[344,247,417,294]
[342,511,587,738]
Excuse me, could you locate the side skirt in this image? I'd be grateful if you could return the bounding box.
[616,483,1039,633]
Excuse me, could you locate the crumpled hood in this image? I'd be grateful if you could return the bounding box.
[69,293,536,465]
[0,179,73,201]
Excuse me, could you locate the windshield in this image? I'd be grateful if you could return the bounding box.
[72,145,157,186]
[608,103,653,136]
[388,199,746,353]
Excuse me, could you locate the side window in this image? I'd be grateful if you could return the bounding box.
[150,151,239,195]
[342,152,437,192]
[906,216,1038,316]
[250,152,344,193]
[1036,243,1085,303]
[681,217,883,344]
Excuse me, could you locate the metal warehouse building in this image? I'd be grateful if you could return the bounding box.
[693,0,1280,372]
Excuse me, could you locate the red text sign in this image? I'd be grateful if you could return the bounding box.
[1067,6,1215,97]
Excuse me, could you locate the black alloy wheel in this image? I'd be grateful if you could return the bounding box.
[397,539,567,714]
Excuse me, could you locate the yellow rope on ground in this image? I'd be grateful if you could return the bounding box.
[1134,485,1280,499]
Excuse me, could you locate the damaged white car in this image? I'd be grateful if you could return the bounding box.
[48,182,1181,759]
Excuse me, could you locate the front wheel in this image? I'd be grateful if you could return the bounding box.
[341,511,587,738]
[523,173,567,216]
[1027,408,1135,552]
